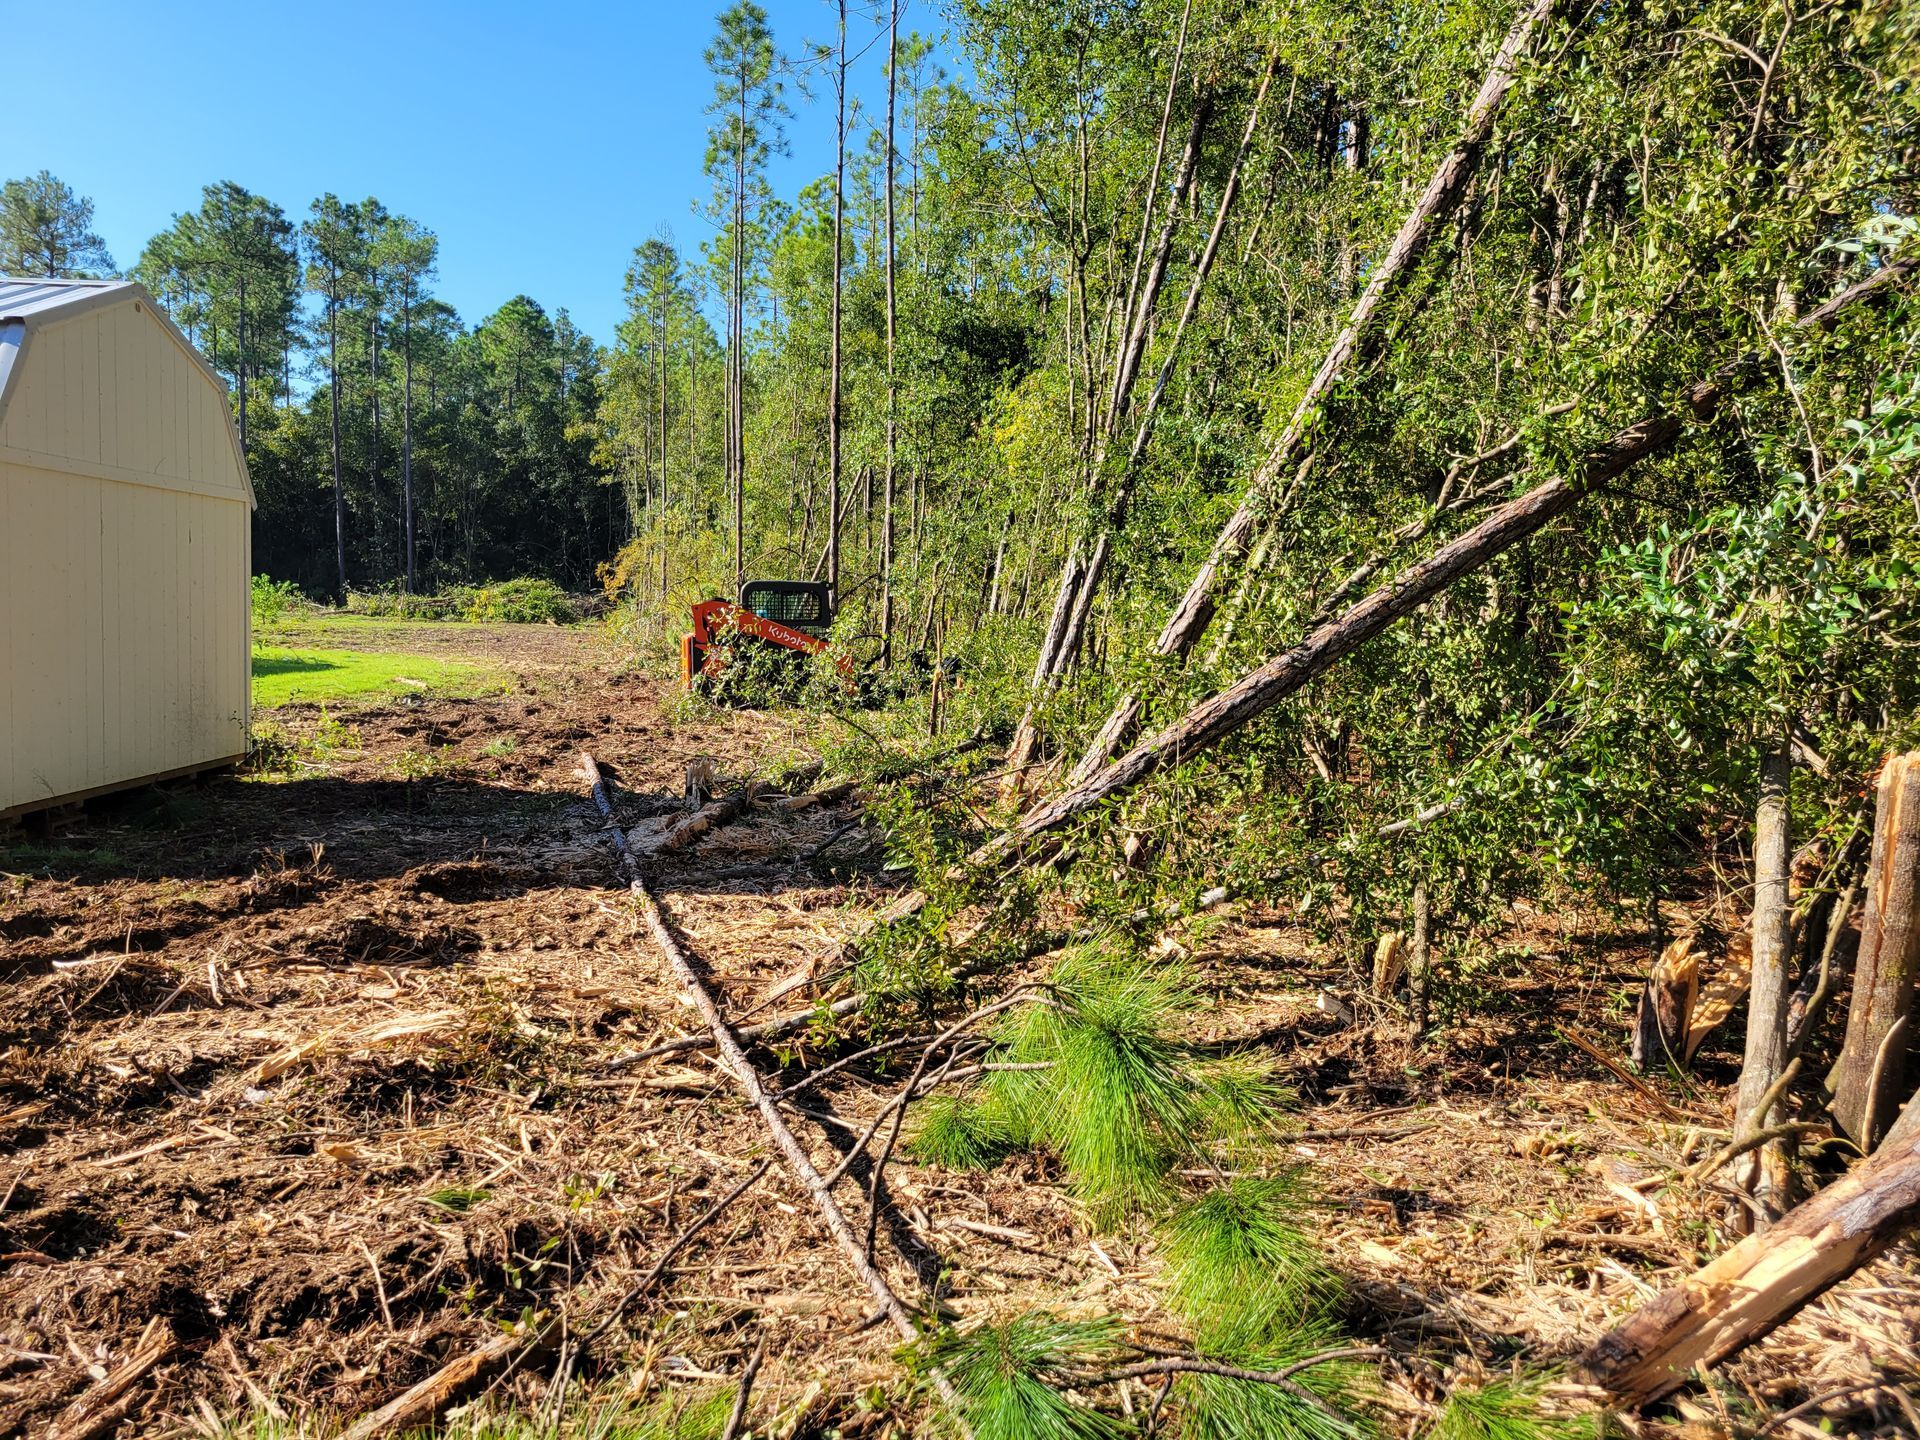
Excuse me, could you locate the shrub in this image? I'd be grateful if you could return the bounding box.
[250,575,306,624]
[450,578,577,625]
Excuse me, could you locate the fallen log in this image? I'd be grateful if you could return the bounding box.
[335,1322,550,1440]
[1573,1086,1920,1409]
[633,780,769,857]
[47,1316,175,1440]
[580,753,967,1425]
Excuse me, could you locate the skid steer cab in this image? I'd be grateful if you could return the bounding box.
[681,580,856,694]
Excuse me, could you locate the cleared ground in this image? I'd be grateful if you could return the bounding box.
[0,619,1911,1436]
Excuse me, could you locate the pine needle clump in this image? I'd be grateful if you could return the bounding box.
[922,1312,1132,1440]
[1430,1373,1592,1440]
[958,939,1291,1219]
[907,1092,1016,1170]
[1161,1173,1340,1343]
[1177,1325,1375,1440]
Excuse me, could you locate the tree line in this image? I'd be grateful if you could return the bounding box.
[3,171,606,598]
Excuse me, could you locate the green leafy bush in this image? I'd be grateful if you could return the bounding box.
[250,575,306,624]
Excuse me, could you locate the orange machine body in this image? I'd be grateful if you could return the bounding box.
[681,599,853,689]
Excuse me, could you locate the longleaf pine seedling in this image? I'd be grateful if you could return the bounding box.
[923,1313,1132,1440]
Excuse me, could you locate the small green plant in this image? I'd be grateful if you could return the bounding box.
[392,745,464,782]
[423,1185,490,1214]
[483,736,520,758]
[247,720,298,774]
[251,574,307,624]
[1431,1373,1589,1440]
[922,1313,1130,1440]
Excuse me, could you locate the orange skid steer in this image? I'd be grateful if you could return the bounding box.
[681,580,856,692]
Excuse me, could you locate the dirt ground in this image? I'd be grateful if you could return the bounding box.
[0,620,1913,1437]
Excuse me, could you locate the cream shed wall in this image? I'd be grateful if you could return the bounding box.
[0,279,254,817]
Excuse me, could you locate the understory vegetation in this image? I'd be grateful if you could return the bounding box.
[9,0,1920,1433]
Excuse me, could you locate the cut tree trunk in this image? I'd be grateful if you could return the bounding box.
[1573,1088,1920,1409]
[1829,752,1920,1149]
[1733,740,1795,1218]
[1631,937,1699,1073]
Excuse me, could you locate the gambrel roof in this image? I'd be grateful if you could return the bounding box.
[0,275,254,505]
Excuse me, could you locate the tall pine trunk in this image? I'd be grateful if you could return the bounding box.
[328,284,346,600]
[881,0,899,665]
[402,293,415,594]
[826,1,847,602]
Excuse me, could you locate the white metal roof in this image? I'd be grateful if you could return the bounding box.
[0,274,255,506]
[0,275,138,323]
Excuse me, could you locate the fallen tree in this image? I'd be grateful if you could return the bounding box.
[1072,0,1560,780]
[579,753,969,1427]
[1574,1083,1920,1409]
[865,251,1918,928]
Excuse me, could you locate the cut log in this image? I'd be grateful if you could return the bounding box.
[335,1323,549,1440]
[633,780,768,857]
[1574,1087,1920,1409]
[1829,753,1920,1148]
[1631,938,1699,1073]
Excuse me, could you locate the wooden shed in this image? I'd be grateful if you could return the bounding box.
[1,277,253,818]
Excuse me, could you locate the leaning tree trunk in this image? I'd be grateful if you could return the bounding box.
[1071,0,1559,781]
[1574,1087,1920,1409]
[1733,738,1796,1220]
[1829,752,1920,1148]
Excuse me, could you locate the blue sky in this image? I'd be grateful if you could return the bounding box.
[4,0,947,347]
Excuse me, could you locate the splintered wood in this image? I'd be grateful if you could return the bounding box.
[1575,1102,1920,1408]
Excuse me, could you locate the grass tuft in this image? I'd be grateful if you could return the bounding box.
[923,1313,1131,1440]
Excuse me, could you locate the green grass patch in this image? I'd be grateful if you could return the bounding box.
[251,645,497,706]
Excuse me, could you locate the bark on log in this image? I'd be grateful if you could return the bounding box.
[634,780,769,857]
[1830,753,1920,1148]
[1734,741,1796,1217]
[335,1324,548,1440]
[1407,879,1433,1036]
[1631,938,1698,1073]
[580,754,967,1425]
[1573,1092,1920,1409]
[1072,0,1559,778]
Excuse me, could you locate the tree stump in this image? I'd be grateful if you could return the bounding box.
[1829,753,1920,1149]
